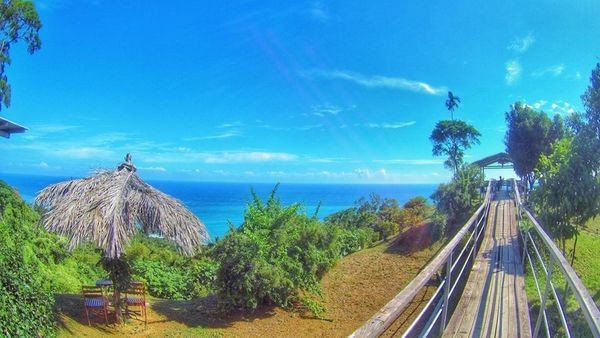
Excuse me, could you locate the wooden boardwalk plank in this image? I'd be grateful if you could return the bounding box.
[443,191,531,338]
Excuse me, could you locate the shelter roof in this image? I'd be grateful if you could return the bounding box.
[0,117,27,138]
[472,152,512,168]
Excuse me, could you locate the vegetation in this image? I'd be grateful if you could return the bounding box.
[430,120,481,176]
[430,92,481,176]
[0,180,55,337]
[504,102,562,190]
[428,92,484,237]
[0,0,42,110]
[35,158,209,321]
[520,64,600,336]
[430,165,484,235]
[445,91,461,120]
[532,63,600,262]
[325,193,431,243]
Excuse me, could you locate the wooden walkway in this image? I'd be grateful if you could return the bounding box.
[443,190,531,337]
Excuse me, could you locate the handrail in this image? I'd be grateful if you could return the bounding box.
[349,181,492,337]
[514,179,600,337]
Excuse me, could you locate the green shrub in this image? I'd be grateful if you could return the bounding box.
[376,220,399,240]
[210,186,340,312]
[0,180,56,337]
[336,227,377,256]
[189,258,218,297]
[431,165,483,233]
[131,260,196,300]
[430,211,447,241]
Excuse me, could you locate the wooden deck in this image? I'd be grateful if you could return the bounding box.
[443,190,531,338]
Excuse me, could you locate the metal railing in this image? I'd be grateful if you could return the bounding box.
[349,181,493,337]
[514,179,600,338]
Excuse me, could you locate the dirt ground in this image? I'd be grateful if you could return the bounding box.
[56,223,443,337]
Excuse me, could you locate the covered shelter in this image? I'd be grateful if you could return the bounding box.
[0,117,27,138]
[472,152,513,170]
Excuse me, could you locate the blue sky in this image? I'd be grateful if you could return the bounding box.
[1,0,599,183]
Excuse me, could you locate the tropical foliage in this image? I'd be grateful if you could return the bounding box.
[431,165,484,235]
[504,102,563,190]
[210,186,339,311]
[0,180,55,337]
[0,0,42,110]
[532,63,600,261]
[430,93,481,176]
[430,120,481,176]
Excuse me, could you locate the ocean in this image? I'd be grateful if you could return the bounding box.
[1,173,437,241]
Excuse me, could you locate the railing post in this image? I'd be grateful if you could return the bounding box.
[521,226,528,267]
[534,255,555,338]
[440,251,453,334]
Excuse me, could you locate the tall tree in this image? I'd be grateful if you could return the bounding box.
[0,0,41,110]
[504,102,556,190]
[430,119,481,175]
[445,91,461,120]
[582,62,600,137]
[534,63,600,264]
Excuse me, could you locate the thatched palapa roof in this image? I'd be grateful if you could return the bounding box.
[36,155,209,258]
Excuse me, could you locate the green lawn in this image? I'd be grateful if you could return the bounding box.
[522,217,600,336]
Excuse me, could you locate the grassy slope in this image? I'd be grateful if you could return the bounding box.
[57,223,444,337]
[522,217,600,336]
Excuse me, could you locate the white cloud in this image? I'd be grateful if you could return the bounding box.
[30,123,79,133]
[508,33,535,53]
[304,69,445,95]
[298,124,324,131]
[138,166,167,172]
[505,60,522,85]
[186,131,241,141]
[49,147,114,159]
[533,64,565,77]
[309,1,329,22]
[311,104,342,117]
[185,122,243,141]
[39,161,49,168]
[204,152,298,164]
[374,159,443,165]
[548,101,576,115]
[533,100,547,109]
[366,121,416,129]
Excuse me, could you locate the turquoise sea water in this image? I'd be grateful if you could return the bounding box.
[1,173,437,240]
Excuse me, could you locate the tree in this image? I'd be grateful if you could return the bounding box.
[533,64,600,264]
[445,91,461,120]
[0,0,42,110]
[582,62,600,137]
[430,119,481,175]
[431,164,483,234]
[504,102,557,190]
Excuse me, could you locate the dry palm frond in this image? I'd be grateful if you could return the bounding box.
[35,160,208,259]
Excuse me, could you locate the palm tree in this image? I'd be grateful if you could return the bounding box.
[36,154,209,322]
[445,91,461,120]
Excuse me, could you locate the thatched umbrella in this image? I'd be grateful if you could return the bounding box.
[35,154,209,321]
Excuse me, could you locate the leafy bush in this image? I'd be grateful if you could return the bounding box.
[131,260,196,299]
[403,196,430,225]
[0,180,56,337]
[336,226,377,256]
[126,235,216,299]
[376,220,399,240]
[326,193,409,241]
[210,186,340,312]
[431,165,483,234]
[430,211,447,241]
